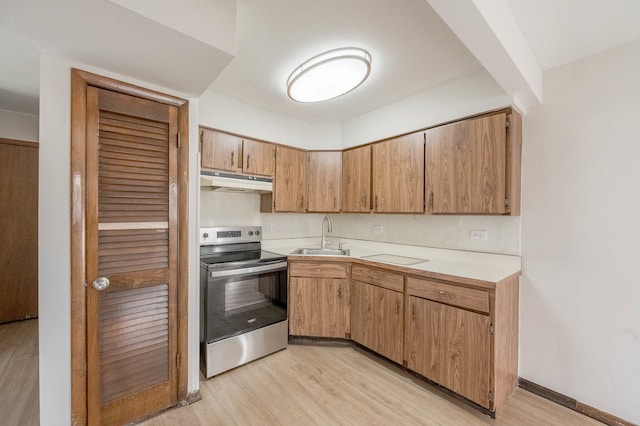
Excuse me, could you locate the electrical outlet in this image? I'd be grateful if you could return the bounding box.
[470,230,488,241]
[372,225,384,234]
[266,222,276,233]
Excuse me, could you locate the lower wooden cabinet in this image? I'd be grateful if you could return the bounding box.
[405,296,490,408]
[351,280,403,364]
[288,262,349,338]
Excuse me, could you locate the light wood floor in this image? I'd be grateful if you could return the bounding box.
[0,321,603,425]
[143,344,603,426]
[0,319,39,426]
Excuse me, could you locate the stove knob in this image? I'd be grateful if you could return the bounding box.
[248,231,254,236]
[202,233,209,239]
[256,230,260,235]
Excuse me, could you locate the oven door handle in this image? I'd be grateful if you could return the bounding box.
[209,261,288,278]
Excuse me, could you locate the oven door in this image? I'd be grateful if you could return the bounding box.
[203,261,287,344]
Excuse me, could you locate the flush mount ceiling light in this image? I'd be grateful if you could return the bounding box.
[287,47,372,103]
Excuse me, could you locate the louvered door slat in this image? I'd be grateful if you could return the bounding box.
[100,150,169,165]
[100,163,169,176]
[101,110,168,130]
[100,342,168,367]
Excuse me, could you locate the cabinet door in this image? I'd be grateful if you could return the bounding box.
[243,138,275,176]
[307,151,342,212]
[342,145,371,212]
[200,128,242,172]
[405,296,491,408]
[289,277,348,338]
[351,280,403,364]
[273,146,306,212]
[425,113,507,214]
[372,133,424,213]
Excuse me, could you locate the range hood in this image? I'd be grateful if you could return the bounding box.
[200,170,272,193]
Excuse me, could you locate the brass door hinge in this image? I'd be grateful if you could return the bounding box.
[489,324,494,334]
[176,353,180,369]
[488,390,494,402]
[177,132,181,148]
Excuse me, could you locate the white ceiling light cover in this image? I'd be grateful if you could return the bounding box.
[287,47,371,103]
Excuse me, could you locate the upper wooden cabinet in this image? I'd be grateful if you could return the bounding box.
[243,138,275,176]
[425,110,522,215]
[201,128,242,173]
[372,132,425,213]
[342,145,371,213]
[200,128,275,177]
[273,146,306,212]
[306,151,342,213]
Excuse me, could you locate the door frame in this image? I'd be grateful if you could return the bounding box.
[70,69,190,424]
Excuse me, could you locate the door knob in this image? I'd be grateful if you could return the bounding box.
[93,277,110,291]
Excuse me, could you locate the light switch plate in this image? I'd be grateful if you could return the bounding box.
[372,225,384,234]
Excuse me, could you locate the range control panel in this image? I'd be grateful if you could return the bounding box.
[200,226,262,246]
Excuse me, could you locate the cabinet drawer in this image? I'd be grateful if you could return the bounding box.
[406,277,489,313]
[352,265,403,292]
[289,262,347,279]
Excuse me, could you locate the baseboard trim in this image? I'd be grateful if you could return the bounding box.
[180,390,202,406]
[518,378,636,426]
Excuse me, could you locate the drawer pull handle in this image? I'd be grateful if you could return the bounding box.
[435,290,452,297]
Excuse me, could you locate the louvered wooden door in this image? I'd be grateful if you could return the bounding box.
[85,87,178,425]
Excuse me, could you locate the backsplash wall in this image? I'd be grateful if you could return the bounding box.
[200,192,520,255]
[200,190,261,227]
[330,214,520,255]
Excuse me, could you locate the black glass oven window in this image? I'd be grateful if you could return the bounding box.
[205,268,287,343]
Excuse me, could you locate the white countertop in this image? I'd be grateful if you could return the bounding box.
[262,237,521,284]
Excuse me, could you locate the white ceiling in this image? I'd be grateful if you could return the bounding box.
[1,0,640,121]
[506,0,640,70]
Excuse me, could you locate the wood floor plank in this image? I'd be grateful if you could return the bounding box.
[142,344,603,426]
[0,319,39,426]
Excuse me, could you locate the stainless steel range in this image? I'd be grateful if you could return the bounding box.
[199,226,288,378]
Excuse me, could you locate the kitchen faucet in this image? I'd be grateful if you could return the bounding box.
[321,215,332,249]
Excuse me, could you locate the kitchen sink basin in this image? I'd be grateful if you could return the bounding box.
[290,247,351,256]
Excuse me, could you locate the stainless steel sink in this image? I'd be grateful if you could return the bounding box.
[290,247,351,256]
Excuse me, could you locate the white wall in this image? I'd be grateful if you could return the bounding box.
[199,90,341,150]
[38,53,201,425]
[0,109,39,142]
[341,70,512,147]
[520,41,640,423]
